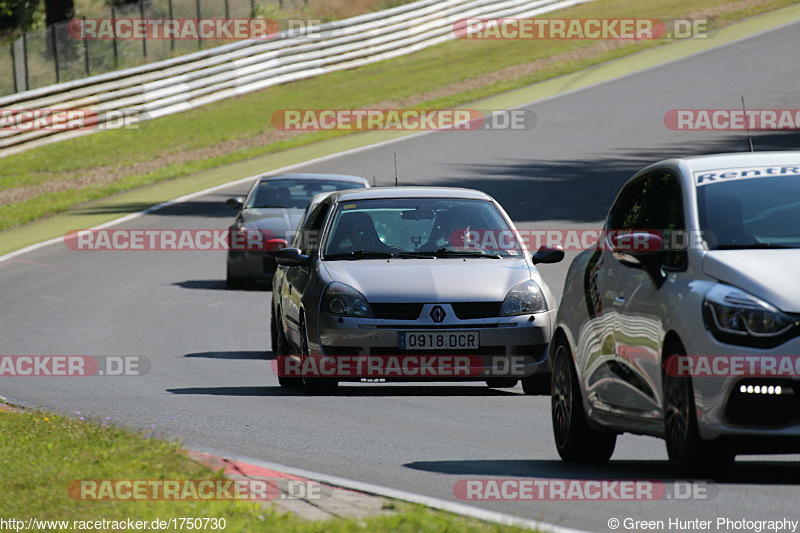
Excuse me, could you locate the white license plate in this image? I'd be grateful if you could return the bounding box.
[398,331,479,350]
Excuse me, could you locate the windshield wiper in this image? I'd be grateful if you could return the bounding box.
[324,249,396,260]
[431,247,501,258]
[397,252,435,259]
[251,204,292,209]
[715,243,798,250]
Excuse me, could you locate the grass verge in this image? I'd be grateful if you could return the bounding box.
[1,0,799,235]
[0,403,533,532]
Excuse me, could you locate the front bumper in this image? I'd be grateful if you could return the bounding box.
[312,307,556,381]
[683,333,800,448]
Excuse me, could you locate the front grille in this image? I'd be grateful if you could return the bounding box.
[725,379,800,427]
[452,302,502,319]
[371,303,423,320]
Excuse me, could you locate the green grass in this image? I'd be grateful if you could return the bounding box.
[1,0,798,232]
[0,406,534,532]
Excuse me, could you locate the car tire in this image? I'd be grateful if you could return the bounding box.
[551,337,616,463]
[521,374,551,395]
[274,309,301,389]
[300,321,338,395]
[486,378,518,389]
[663,342,734,473]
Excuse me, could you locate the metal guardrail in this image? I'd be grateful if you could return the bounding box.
[0,0,595,158]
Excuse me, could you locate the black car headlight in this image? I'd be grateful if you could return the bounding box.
[703,284,794,340]
[321,282,373,318]
[500,280,547,316]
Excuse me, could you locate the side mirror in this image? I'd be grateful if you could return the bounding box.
[269,247,310,266]
[611,232,665,288]
[225,197,245,210]
[532,244,565,265]
[264,238,288,251]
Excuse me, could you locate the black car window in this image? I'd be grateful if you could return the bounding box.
[246,179,362,209]
[608,171,686,270]
[298,200,330,255]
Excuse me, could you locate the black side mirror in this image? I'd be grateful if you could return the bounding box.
[532,244,565,265]
[611,232,666,288]
[225,197,245,210]
[270,247,310,266]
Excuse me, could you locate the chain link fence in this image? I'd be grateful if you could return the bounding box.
[1,0,312,96]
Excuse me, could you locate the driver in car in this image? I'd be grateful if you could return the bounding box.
[330,212,391,253]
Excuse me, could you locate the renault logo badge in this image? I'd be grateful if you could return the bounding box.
[430,305,446,323]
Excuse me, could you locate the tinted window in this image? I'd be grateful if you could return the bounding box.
[298,200,330,255]
[608,171,686,269]
[698,174,800,249]
[321,198,517,256]
[246,179,362,209]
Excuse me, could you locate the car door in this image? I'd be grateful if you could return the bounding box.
[576,183,644,411]
[281,199,331,351]
[611,171,687,420]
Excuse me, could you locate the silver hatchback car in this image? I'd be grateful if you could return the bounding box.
[270,187,564,393]
[551,151,800,471]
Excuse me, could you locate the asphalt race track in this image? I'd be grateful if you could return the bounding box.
[2,18,800,533]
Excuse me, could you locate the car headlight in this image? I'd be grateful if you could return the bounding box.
[321,282,373,317]
[703,284,794,338]
[500,280,547,316]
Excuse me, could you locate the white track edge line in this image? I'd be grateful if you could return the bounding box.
[188,444,592,533]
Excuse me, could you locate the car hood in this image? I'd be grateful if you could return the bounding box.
[702,250,800,313]
[322,258,532,302]
[240,208,303,239]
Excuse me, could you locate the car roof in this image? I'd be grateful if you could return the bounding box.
[639,151,800,178]
[328,186,493,202]
[257,173,370,185]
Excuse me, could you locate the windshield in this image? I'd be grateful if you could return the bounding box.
[321,198,521,258]
[698,173,800,249]
[246,179,361,209]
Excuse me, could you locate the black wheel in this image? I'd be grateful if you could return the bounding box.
[274,309,301,388]
[486,378,518,389]
[663,343,734,473]
[521,373,551,395]
[551,338,616,463]
[300,321,337,394]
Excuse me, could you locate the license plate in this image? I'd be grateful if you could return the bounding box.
[398,331,479,350]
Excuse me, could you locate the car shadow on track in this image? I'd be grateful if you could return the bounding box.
[165,384,520,397]
[184,351,271,360]
[172,280,272,291]
[72,197,238,219]
[421,131,800,223]
[403,458,800,484]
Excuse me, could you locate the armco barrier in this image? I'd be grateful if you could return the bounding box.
[0,0,596,158]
